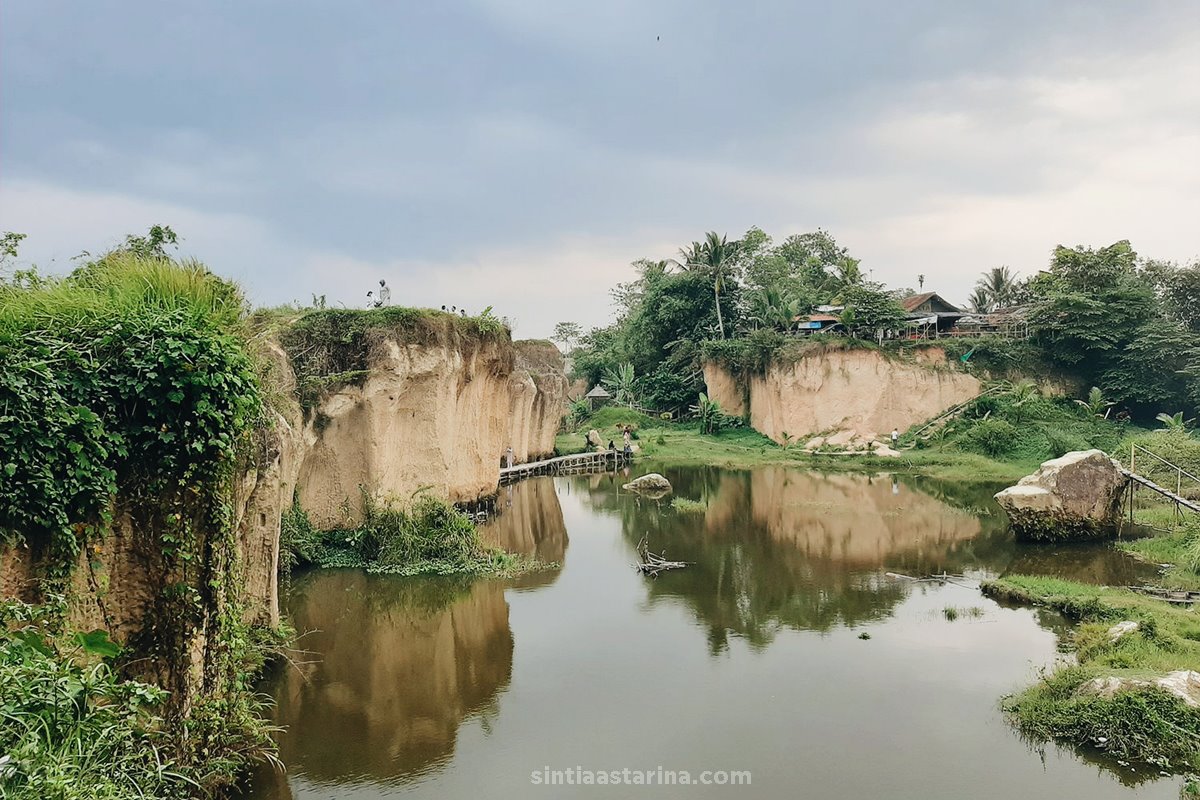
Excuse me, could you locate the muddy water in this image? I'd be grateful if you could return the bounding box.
[247,466,1175,799]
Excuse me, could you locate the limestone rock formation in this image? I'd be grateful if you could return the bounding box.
[1077,670,1200,708]
[623,473,673,496]
[994,449,1128,541]
[586,429,604,450]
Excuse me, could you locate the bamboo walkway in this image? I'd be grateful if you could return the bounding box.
[500,451,630,485]
[1121,468,1200,514]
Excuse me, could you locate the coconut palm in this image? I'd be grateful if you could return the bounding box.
[680,231,737,340]
[974,266,1019,310]
[967,287,992,313]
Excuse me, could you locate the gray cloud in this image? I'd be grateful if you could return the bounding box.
[2,1,1197,336]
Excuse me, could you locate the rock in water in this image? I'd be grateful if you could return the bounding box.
[623,473,672,496]
[994,449,1128,542]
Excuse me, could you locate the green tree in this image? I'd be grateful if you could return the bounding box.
[552,322,582,352]
[839,283,906,338]
[680,231,739,340]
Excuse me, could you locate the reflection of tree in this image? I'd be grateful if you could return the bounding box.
[479,478,568,590]
[268,571,513,786]
[579,466,1007,653]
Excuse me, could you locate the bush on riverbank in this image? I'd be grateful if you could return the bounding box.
[281,495,531,577]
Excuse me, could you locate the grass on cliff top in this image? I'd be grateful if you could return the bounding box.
[272,305,512,410]
[0,253,247,335]
[984,569,1200,773]
[557,407,1028,482]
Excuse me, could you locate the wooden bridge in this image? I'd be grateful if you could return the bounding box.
[1123,444,1200,521]
[500,451,630,485]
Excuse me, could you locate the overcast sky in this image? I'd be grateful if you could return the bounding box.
[2,1,1197,337]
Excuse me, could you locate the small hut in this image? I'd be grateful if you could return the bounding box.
[585,384,613,411]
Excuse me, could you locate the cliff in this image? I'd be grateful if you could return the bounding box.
[291,323,568,530]
[705,346,981,445]
[1,308,567,699]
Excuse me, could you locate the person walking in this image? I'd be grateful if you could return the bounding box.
[891,428,900,447]
[505,446,514,469]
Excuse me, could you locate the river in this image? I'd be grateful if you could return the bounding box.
[244,465,1178,799]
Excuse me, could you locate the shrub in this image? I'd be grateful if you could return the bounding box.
[960,418,1019,457]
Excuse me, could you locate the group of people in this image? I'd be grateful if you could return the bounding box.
[606,426,634,458]
[441,305,468,317]
[365,279,391,308]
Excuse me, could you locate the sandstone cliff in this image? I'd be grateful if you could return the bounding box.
[294,329,567,529]
[1,313,567,679]
[704,346,981,445]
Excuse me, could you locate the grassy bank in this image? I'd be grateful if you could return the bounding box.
[280,494,544,578]
[557,406,1037,483]
[983,573,1200,774]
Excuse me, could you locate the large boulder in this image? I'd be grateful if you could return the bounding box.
[1077,670,1200,708]
[623,473,672,497]
[586,429,604,450]
[994,449,1128,542]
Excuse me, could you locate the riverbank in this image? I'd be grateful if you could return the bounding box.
[556,406,1041,484]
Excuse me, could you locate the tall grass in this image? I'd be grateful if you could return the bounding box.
[0,254,247,336]
[282,495,532,577]
[0,600,195,800]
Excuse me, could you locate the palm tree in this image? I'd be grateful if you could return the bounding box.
[967,287,992,313]
[974,266,1019,310]
[681,232,737,340]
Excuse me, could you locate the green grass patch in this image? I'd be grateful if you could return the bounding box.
[1120,518,1200,590]
[282,494,545,578]
[670,497,708,514]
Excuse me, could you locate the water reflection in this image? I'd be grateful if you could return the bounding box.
[579,466,1155,653]
[259,573,513,795]
[479,479,568,590]
[248,467,1174,800]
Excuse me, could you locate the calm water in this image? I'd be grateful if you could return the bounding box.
[246,466,1176,799]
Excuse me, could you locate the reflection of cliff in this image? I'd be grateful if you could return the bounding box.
[745,467,982,567]
[580,466,1006,652]
[479,478,568,589]
[270,571,512,784]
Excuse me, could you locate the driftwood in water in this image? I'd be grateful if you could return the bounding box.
[636,536,688,577]
[885,572,977,589]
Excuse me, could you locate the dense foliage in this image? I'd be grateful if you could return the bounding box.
[280,494,531,577]
[0,253,260,569]
[0,600,198,799]
[0,236,274,794]
[569,228,1200,426]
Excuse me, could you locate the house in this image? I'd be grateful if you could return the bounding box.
[793,313,842,333]
[585,384,613,411]
[902,292,964,335]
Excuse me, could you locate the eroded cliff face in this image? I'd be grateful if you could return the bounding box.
[0,322,566,699]
[705,347,981,444]
[294,334,567,529]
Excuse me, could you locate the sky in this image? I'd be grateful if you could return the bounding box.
[2,1,1198,338]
